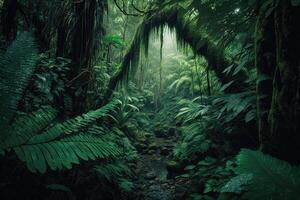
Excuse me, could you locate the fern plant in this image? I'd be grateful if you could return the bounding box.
[222,149,300,200]
[0,32,137,175]
[95,161,135,192]
[212,91,256,124]
[174,124,212,162]
[0,32,39,134]
[0,100,125,173]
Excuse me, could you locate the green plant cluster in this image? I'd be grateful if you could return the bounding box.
[0,34,138,195]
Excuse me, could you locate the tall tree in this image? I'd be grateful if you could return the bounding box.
[1,0,19,41]
[256,0,300,163]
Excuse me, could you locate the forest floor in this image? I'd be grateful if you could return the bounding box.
[132,130,191,200]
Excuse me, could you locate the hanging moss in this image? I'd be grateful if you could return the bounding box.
[101,5,250,105]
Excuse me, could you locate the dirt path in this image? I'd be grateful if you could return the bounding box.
[133,133,176,200]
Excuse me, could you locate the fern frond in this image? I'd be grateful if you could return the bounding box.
[0,107,58,152]
[20,100,119,146]
[221,173,253,194]
[14,133,122,173]
[0,32,39,132]
[1,100,124,173]
[234,149,300,200]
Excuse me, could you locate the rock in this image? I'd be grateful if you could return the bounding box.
[145,171,156,180]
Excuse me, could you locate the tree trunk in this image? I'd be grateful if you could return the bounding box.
[1,0,18,41]
[56,23,67,57]
[68,0,97,115]
[206,67,211,96]
[267,0,300,163]
[257,0,300,164]
[255,1,276,152]
[195,59,203,100]
[190,67,195,97]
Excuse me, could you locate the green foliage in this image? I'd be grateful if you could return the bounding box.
[0,32,39,132]
[110,89,152,135]
[94,133,136,193]
[221,173,253,194]
[291,0,300,6]
[14,132,122,173]
[0,100,132,173]
[95,162,133,183]
[111,0,251,94]
[168,75,192,94]
[176,98,210,123]
[24,54,71,111]
[174,127,213,162]
[0,107,58,154]
[181,156,236,199]
[212,91,256,125]
[223,149,300,200]
[111,90,140,129]
[103,34,125,48]
[172,91,256,199]
[117,178,134,192]
[0,35,136,175]
[94,160,135,193]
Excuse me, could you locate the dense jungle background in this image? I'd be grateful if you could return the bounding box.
[0,0,300,199]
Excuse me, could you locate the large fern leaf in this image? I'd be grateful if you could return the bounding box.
[235,149,300,200]
[0,107,58,154]
[1,100,124,173]
[22,100,119,144]
[0,32,39,132]
[2,100,118,149]
[14,133,122,173]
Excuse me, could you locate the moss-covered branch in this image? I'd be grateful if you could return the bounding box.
[100,6,249,105]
